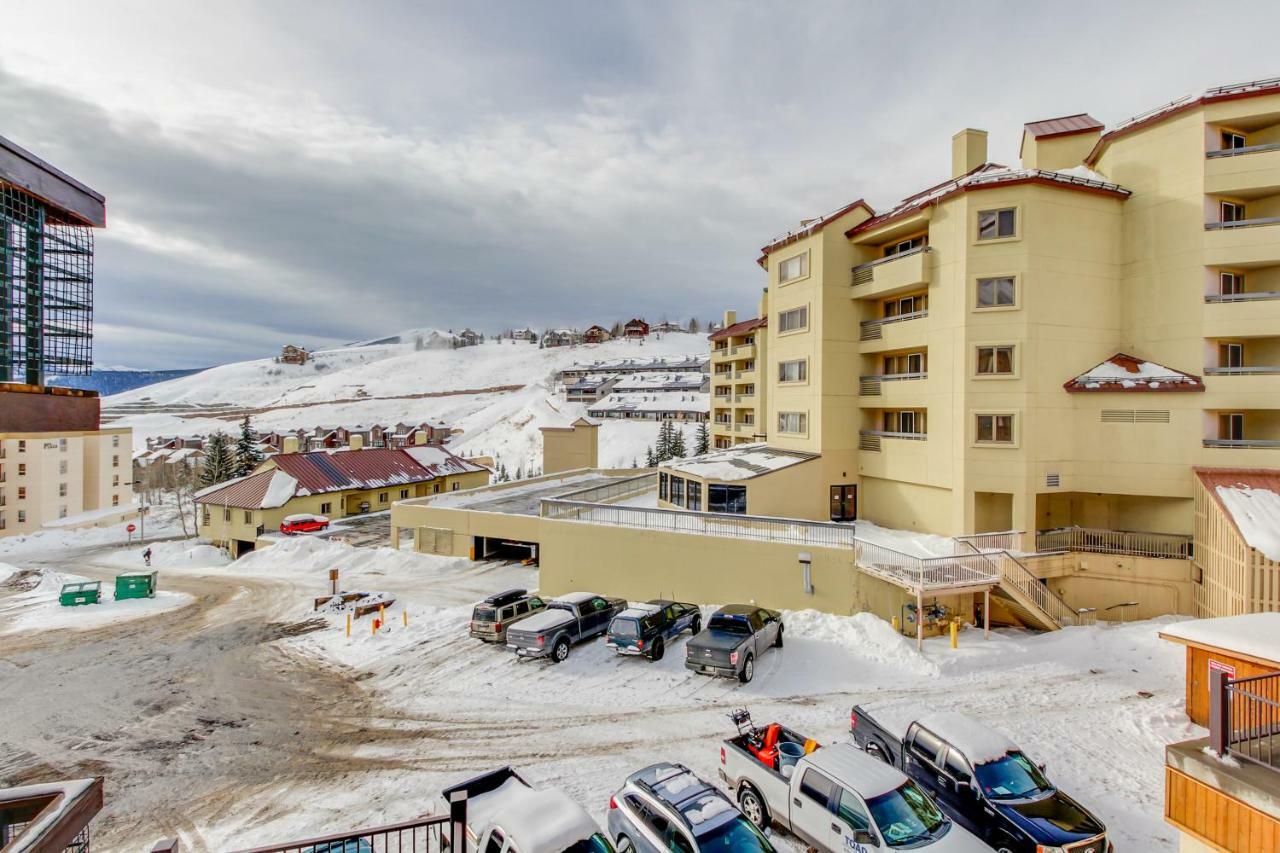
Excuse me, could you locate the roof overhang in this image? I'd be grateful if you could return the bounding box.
[0,134,105,227]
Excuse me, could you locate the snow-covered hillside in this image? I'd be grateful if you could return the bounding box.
[107,331,709,473]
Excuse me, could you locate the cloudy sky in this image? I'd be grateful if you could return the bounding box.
[3,2,1279,368]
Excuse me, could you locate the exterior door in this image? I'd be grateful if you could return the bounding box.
[830,485,857,521]
[904,727,945,793]
[792,768,841,849]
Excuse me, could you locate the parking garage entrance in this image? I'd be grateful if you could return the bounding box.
[474,535,539,564]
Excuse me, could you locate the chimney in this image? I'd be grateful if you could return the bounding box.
[282,435,300,454]
[952,128,988,178]
[349,433,364,451]
[723,310,737,329]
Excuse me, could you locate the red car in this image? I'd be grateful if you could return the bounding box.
[280,513,330,535]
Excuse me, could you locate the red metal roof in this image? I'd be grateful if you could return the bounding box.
[193,469,284,509]
[709,316,767,342]
[1195,467,1280,546]
[757,199,874,266]
[1023,114,1103,140]
[271,448,446,495]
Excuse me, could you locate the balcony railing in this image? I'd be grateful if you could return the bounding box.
[713,417,732,425]
[1206,141,1280,158]
[851,245,931,285]
[1205,291,1280,303]
[231,816,451,853]
[1208,669,1280,771]
[1035,526,1192,560]
[557,472,656,505]
[1206,216,1280,231]
[860,429,927,441]
[860,310,927,341]
[859,372,927,396]
[1204,365,1280,375]
[1204,438,1280,448]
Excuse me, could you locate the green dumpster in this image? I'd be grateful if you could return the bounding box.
[59,581,102,607]
[115,570,158,600]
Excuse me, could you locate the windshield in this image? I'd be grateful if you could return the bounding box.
[610,618,639,638]
[471,606,496,621]
[867,782,946,848]
[973,751,1051,800]
[562,833,614,853]
[694,816,775,852]
[708,616,751,634]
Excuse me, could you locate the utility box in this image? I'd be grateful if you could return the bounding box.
[115,571,158,600]
[59,581,102,607]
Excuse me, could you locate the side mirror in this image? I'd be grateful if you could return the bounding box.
[1038,762,1047,774]
[853,830,879,847]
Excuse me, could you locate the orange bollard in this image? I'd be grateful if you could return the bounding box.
[372,617,378,636]
[346,612,351,638]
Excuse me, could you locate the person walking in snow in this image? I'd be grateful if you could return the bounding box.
[142,547,152,567]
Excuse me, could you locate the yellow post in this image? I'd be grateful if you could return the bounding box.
[950,620,959,650]
[346,612,351,638]
[892,615,900,633]
[402,609,408,627]
[379,604,386,628]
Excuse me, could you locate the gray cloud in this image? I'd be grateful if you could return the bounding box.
[3,0,1279,368]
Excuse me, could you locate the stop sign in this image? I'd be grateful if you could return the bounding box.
[127,523,137,533]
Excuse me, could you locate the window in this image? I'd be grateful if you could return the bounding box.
[59,460,68,475]
[976,345,1015,375]
[17,487,26,499]
[686,479,702,511]
[244,511,252,524]
[976,414,1015,444]
[883,410,925,435]
[17,510,26,523]
[777,412,807,434]
[433,483,441,494]
[659,472,669,501]
[112,455,119,468]
[836,787,872,832]
[910,728,945,766]
[778,252,808,283]
[202,509,210,525]
[59,438,67,452]
[799,769,837,807]
[112,495,120,507]
[778,359,808,382]
[377,492,388,503]
[112,475,119,487]
[1220,412,1245,441]
[883,235,926,257]
[112,435,120,448]
[58,506,67,519]
[669,475,686,508]
[223,508,231,522]
[1221,200,1246,223]
[58,483,67,497]
[1220,271,1245,295]
[778,306,808,333]
[17,464,25,476]
[17,440,25,452]
[976,276,1016,308]
[708,484,747,514]
[320,502,331,514]
[944,747,973,782]
[451,482,460,491]
[977,207,1017,240]
[883,293,926,318]
[883,352,924,375]
[1222,130,1247,150]
[399,489,409,499]
[1219,342,1244,368]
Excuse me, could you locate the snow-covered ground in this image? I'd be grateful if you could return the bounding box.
[107,331,709,474]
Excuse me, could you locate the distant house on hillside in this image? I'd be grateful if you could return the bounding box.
[280,344,310,365]
[542,328,580,348]
[511,327,538,342]
[653,321,685,334]
[455,329,483,347]
[624,318,650,340]
[582,325,612,344]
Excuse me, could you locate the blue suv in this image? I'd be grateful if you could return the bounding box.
[606,600,701,661]
[607,763,774,853]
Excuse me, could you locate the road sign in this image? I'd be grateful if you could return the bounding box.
[127,523,137,533]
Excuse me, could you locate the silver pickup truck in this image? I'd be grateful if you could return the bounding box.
[505,591,627,663]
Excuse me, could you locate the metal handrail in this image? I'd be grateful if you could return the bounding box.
[1210,669,1280,771]
[1204,438,1280,448]
[955,539,1076,628]
[860,310,928,329]
[1035,526,1192,559]
[1206,216,1280,230]
[1206,141,1280,158]
[1204,365,1280,375]
[555,472,656,504]
[1205,291,1280,302]
[852,244,931,275]
[859,372,927,382]
[229,814,451,853]
[859,429,927,441]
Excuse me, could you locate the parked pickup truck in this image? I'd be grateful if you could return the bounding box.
[606,599,701,661]
[506,591,628,663]
[684,604,781,683]
[850,706,1111,853]
[718,711,987,852]
[441,766,614,852]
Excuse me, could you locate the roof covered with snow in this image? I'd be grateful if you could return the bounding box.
[917,712,1019,765]
[662,443,819,482]
[402,445,489,477]
[759,198,874,260]
[1064,353,1204,393]
[1160,613,1280,664]
[611,372,707,391]
[465,777,599,852]
[587,392,709,414]
[193,469,301,510]
[1196,468,1280,562]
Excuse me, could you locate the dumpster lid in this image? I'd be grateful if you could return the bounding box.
[61,581,101,592]
[118,571,156,578]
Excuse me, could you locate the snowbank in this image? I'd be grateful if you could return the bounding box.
[101,541,232,570]
[231,535,472,579]
[783,609,939,677]
[854,520,958,559]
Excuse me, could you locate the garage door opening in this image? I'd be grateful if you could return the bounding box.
[232,539,257,558]
[474,536,538,565]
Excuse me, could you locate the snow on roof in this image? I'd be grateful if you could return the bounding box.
[402,445,489,476]
[1160,613,1280,664]
[1215,485,1280,562]
[559,591,599,604]
[806,742,905,799]
[588,392,709,414]
[41,504,136,529]
[611,372,706,391]
[916,712,1018,765]
[662,443,818,482]
[1064,353,1203,392]
[466,777,599,852]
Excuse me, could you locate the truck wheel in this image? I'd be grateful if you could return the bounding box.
[615,836,633,852]
[738,785,769,829]
[691,616,701,635]
[650,637,665,661]
[773,625,784,648]
[738,654,754,683]
[551,637,570,663]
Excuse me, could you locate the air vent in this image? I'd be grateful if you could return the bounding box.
[1101,410,1135,423]
[1045,473,1061,488]
[1135,409,1171,423]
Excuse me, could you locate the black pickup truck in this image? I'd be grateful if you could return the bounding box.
[850,706,1111,853]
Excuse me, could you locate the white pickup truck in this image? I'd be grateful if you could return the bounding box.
[717,714,988,852]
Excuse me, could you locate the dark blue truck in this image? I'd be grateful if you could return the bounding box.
[605,599,701,661]
[850,706,1111,853]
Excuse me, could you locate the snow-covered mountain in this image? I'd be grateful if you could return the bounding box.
[106,330,709,474]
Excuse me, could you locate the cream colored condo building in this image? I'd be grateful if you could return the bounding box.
[0,424,134,536]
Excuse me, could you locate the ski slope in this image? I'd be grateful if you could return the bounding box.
[107,331,709,474]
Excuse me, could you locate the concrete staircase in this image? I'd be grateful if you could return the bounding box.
[955,541,1077,631]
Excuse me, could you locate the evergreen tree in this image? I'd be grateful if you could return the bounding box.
[233,415,264,477]
[200,431,235,486]
[688,317,700,333]
[654,420,674,462]
[631,457,638,468]
[644,445,656,467]
[694,421,710,456]
[515,465,524,480]
[670,424,688,458]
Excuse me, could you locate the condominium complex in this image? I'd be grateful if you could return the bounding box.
[709,300,768,449]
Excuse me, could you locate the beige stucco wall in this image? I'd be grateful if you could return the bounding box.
[542,423,599,474]
[0,428,134,537]
[1025,551,1196,619]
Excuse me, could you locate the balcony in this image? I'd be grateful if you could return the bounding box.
[1204,289,1280,337]
[858,372,927,398]
[735,368,756,381]
[729,342,756,359]
[859,310,928,353]
[734,422,758,434]
[850,245,931,300]
[1205,142,1280,197]
[1205,217,1280,267]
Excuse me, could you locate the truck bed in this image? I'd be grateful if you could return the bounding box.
[718,726,816,832]
[849,704,904,767]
